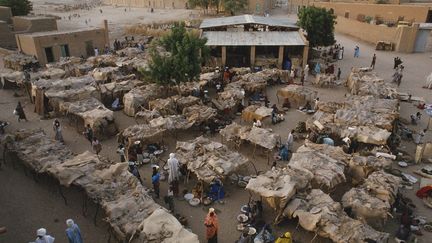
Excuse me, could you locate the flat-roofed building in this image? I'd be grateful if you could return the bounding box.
[200,15,309,69]
[16,21,109,65]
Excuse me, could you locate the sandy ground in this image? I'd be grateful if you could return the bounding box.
[31,0,201,41]
[1,3,432,243]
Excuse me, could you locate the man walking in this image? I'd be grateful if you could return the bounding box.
[204,208,219,243]
[337,68,341,80]
[354,46,360,58]
[65,219,83,243]
[370,54,376,69]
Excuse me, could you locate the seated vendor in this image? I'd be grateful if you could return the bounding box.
[207,179,225,202]
[271,104,284,124]
[192,181,204,199]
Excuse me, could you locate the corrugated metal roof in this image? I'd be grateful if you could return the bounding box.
[202,31,305,46]
[200,15,298,29]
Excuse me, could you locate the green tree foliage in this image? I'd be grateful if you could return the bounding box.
[188,0,221,14]
[297,6,336,47]
[146,23,209,86]
[0,0,33,16]
[223,0,246,15]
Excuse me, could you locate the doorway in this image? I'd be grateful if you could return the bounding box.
[85,41,94,57]
[226,46,251,67]
[426,10,432,23]
[44,47,54,63]
[60,44,70,57]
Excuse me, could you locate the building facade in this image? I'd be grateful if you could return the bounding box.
[103,0,276,14]
[16,21,109,65]
[200,15,309,69]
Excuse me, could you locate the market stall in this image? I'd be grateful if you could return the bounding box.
[276,85,317,108]
[175,136,249,183]
[61,98,117,139]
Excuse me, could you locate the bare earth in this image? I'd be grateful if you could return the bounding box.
[0,2,431,243]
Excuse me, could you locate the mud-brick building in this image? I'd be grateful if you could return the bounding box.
[16,21,109,65]
[200,15,309,69]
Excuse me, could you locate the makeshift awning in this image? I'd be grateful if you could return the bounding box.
[176,136,249,183]
[202,31,306,46]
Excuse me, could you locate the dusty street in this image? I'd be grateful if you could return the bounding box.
[0,2,432,243]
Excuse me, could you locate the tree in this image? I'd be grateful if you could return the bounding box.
[188,0,221,14]
[0,0,33,16]
[145,23,209,86]
[223,0,246,16]
[297,6,336,47]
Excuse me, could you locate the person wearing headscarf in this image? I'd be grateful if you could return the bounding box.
[53,119,64,143]
[35,228,55,243]
[167,153,181,196]
[204,208,219,243]
[65,219,83,243]
[15,101,28,122]
[152,166,160,198]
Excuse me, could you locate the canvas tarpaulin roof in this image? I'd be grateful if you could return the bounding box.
[175,136,249,183]
[6,130,198,242]
[342,171,400,228]
[7,129,73,173]
[241,105,273,122]
[246,166,312,212]
[60,98,117,137]
[220,123,280,150]
[123,84,165,116]
[118,124,166,145]
[149,115,193,131]
[276,85,317,107]
[288,142,350,190]
[307,96,399,145]
[285,189,389,243]
[347,69,397,99]
[182,104,217,124]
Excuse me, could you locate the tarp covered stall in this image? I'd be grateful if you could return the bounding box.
[288,142,350,190]
[182,104,217,125]
[285,189,389,243]
[341,171,400,228]
[123,84,165,116]
[220,123,280,151]
[174,96,201,113]
[149,97,177,116]
[246,167,312,213]
[118,124,166,146]
[32,75,99,116]
[276,85,317,108]
[3,53,38,71]
[348,155,392,184]
[149,115,193,131]
[212,88,244,111]
[6,130,198,242]
[60,98,117,139]
[98,80,141,107]
[0,69,23,89]
[175,136,249,183]
[47,153,198,242]
[307,96,399,145]
[241,105,272,122]
[6,129,73,173]
[347,69,397,98]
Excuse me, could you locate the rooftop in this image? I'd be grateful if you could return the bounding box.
[202,31,306,46]
[200,15,299,29]
[17,27,104,37]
